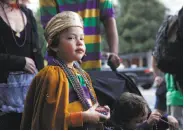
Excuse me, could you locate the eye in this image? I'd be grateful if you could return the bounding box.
[80,37,84,40]
[68,37,75,40]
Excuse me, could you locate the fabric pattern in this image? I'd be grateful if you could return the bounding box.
[39,0,115,70]
[0,71,36,113]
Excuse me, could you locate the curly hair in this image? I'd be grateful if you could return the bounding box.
[112,92,148,125]
[47,32,60,57]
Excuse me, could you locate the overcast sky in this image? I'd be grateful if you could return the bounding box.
[158,0,183,15]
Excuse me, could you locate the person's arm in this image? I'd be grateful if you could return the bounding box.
[151,56,161,77]
[151,56,164,87]
[100,0,120,68]
[103,17,119,54]
[67,103,110,128]
[0,53,26,71]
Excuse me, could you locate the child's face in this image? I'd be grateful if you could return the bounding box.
[56,27,85,63]
[126,106,148,129]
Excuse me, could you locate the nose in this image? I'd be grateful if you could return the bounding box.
[76,38,84,46]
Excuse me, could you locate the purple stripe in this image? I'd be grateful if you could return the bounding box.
[58,1,98,12]
[69,89,78,103]
[41,15,53,28]
[100,8,115,20]
[44,54,55,65]
[84,27,100,35]
[83,86,91,98]
[69,86,90,103]
[82,52,101,62]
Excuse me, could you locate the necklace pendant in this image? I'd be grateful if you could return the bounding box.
[15,32,21,37]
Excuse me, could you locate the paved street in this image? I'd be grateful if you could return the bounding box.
[138,87,156,111]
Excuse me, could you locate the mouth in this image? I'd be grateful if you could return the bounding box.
[75,48,84,53]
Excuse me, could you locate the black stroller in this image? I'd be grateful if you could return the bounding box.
[87,57,170,130]
[87,57,149,112]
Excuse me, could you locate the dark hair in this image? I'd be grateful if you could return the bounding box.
[47,28,69,57]
[112,92,148,125]
[47,32,61,57]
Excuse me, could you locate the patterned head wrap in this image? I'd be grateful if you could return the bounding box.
[45,11,83,46]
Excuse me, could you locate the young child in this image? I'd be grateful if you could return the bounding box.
[108,92,170,130]
[20,11,110,130]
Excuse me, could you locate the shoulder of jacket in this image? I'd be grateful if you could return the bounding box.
[36,66,66,81]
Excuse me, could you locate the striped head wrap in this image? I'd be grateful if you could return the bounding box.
[45,11,83,46]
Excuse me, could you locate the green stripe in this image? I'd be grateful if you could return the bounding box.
[40,7,57,15]
[55,0,86,5]
[85,43,100,53]
[100,1,113,9]
[69,74,85,89]
[83,17,100,27]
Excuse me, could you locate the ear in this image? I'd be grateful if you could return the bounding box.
[49,46,58,52]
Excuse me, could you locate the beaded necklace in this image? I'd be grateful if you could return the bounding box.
[153,122,158,130]
[53,58,97,110]
[0,2,27,47]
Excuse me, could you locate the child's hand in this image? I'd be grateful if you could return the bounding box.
[95,105,110,122]
[154,76,164,86]
[82,103,110,124]
[167,115,179,130]
[147,112,161,125]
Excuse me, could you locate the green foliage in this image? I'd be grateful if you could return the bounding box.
[101,0,166,54]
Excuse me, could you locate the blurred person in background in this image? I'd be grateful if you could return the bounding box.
[151,56,179,130]
[39,0,120,71]
[0,0,44,129]
[165,73,183,129]
[151,55,167,114]
[165,8,183,129]
[152,7,183,129]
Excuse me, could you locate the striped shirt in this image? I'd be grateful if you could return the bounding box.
[39,0,115,71]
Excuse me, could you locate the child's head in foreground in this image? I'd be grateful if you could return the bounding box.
[44,11,85,65]
[112,92,149,129]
